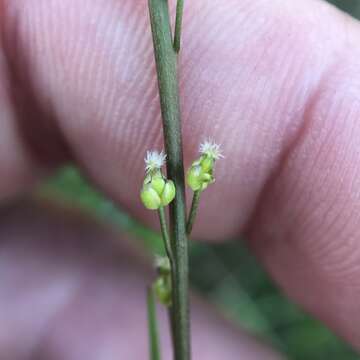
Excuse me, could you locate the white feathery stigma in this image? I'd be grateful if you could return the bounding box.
[199,139,224,160]
[144,150,167,172]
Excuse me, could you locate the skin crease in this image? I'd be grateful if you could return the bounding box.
[1,0,360,355]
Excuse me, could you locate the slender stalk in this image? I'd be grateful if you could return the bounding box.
[158,207,176,352]
[147,287,161,360]
[186,190,201,236]
[173,0,184,53]
[148,0,190,359]
[167,306,176,357]
[158,206,174,263]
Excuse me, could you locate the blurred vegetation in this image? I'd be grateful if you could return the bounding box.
[39,2,360,359]
[328,0,360,17]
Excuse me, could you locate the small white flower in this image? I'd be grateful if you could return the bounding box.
[144,150,167,172]
[199,139,224,160]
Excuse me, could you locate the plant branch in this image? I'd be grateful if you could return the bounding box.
[174,0,184,53]
[158,206,174,263]
[148,0,190,359]
[186,190,201,236]
[147,287,161,360]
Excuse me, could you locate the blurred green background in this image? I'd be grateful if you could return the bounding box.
[39,2,360,359]
[328,0,360,15]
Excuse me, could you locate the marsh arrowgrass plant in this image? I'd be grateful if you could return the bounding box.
[142,1,223,359]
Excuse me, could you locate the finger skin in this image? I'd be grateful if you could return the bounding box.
[0,0,353,235]
[1,0,360,350]
[0,202,281,359]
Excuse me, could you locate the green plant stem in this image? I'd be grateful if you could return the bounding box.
[147,287,161,360]
[186,190,201,236]
[168,307,177,357]
[158,206,173,263]
[148,0,190,359]
[174,0,184,53]
[158,207,176,351]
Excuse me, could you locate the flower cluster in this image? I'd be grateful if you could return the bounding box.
[187,140,223,192]
[140,151,176,210]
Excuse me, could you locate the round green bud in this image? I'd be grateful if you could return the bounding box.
[141,172,176,209]
[154,277,172,306]
[140,184,161,210]
[161,180,176,206]
[187,165,203,191]
[187,156,217,192]
[151,176,166,195]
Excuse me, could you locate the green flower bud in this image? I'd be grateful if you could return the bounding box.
[151,176,166,195]
[187,140,223,192]
[141,150,176,210]
[141,176,176,209]
[161,180,176,206]
[187,165,203,191]
[140,184,161,210]
[154,277,172,306]
[200,155,214,173]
